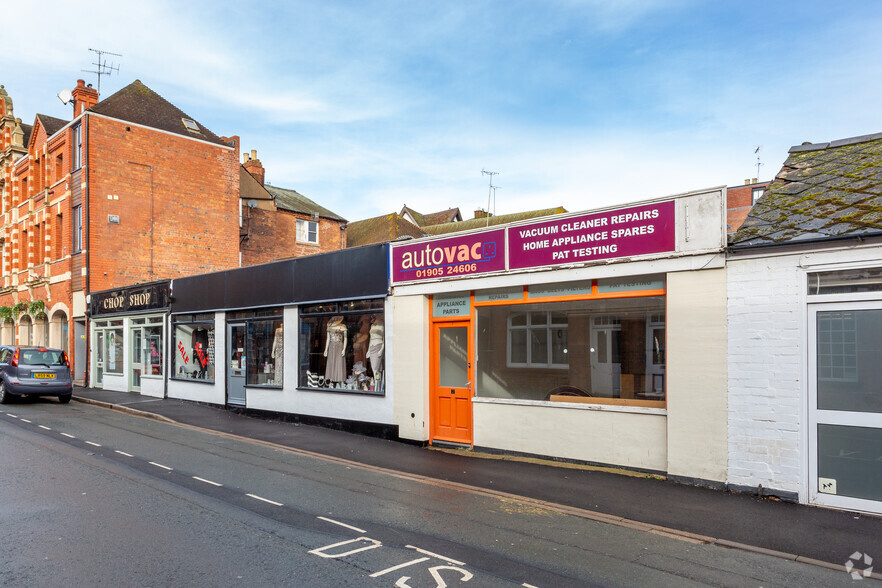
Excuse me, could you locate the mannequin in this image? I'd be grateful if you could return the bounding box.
[323,315,347,385]
[352,315,371,366]
[272,324,283,384]
[367,315,385,384]
[192,327,209,378]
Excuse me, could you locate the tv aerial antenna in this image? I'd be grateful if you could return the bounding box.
[754,146,763,180]
[481,169,500,226]
[82,48,122,97]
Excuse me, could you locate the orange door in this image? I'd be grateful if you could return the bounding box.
[431,321,473,445]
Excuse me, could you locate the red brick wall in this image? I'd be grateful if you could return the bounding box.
[727,182,769,233]
[85,115,240,290]
[240,207,345,266]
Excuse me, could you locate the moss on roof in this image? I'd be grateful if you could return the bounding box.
[730,133,882,248]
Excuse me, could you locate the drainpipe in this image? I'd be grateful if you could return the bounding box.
[83,113,90,388]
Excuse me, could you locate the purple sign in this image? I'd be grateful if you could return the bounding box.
[391,228,506,284]
[508,201,676,270]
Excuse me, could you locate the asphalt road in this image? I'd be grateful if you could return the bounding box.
[0,399,870,587]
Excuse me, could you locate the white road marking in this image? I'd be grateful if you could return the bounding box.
[6,414,17,418]
[149,462,172,471]
[61,433,75,438]
[20,418,31,423]
[309,537,382,558]
[317,516,366,533]
[246,493,283,506]
[193,476,222,487]
[39,425,51,430]
[85,441,101,447]
[523,584,540,588]
[405,545,465,566]
[369,557,430,577]
[115,450,134,457]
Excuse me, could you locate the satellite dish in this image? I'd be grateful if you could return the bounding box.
[247,199,258,209]
[57,89,72,105]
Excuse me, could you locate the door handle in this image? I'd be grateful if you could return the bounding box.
[466,380,471,391]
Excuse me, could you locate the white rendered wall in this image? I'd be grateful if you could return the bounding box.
[247,304,395,424]
[666,268,728,483]
[167,313,226,405]
[389,295,430,441]
[473,401,668,471]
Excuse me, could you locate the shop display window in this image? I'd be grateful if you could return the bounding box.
[476,296,666,403]
[94,321,124,375]
[245,318,284,386]
[172,314,215,382]
[299,299,385,395]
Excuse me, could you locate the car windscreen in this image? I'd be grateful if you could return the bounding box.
[20,349,67,366]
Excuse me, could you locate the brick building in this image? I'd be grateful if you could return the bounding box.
[726,179,769,233]
[239,150,346,265]
[0,79,240,384]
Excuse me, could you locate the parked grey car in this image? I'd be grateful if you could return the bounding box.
[0,346,73,404]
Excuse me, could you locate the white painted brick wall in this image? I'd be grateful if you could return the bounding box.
[727,255,804,494]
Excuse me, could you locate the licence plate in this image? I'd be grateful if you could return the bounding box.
[33,372,55,379]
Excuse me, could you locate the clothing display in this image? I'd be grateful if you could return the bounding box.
[192,327,209,377]
[272,326,284,384]
[352,315,371,365]
[323,316,347,383]
[367,318,385,376]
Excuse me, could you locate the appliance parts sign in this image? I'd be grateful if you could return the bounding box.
[508,201,675,270]
[392,229,506,284]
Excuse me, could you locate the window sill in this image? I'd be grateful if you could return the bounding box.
[295,240,320,247]
[170,377,215,385]
[472,396,667,415]
[297,386,385,397]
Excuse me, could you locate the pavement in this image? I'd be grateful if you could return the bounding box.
[72,386,881,579]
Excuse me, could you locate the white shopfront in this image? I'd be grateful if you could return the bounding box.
[728,241,882,514]
[390,188,730,483]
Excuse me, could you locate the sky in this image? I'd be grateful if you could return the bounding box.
[5,1,882,223]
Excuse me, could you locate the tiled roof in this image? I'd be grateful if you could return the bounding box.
[264,184,346,222]
[88,80,230,147]
[400,205,462,227]
[20,123,32,148]
[35,114,68,137]
[346,213,426,247]
[422,207,568,235]
[730,132,882,248]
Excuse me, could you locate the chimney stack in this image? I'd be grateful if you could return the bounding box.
[243,149,265,186]
[474,209,493,219]
[71,79,99,117]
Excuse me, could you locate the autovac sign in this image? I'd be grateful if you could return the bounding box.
[390,201,676,285]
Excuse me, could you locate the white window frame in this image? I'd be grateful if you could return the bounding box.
[296,219,319,244]
[506,311,569,369]
[72,205,83,253]
[72,124,82,171]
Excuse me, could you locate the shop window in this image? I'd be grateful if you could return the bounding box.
[477,296,665,403]
[103,326,124,375]
[299,299,385,394]
[246,317,283,386]
[296,219,319,244]
[172,314,215,382]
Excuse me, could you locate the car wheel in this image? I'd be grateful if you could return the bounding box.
[59,393,72,404]
[0,380,10,404]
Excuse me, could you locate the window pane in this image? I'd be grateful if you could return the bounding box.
[299,311,384,393]
[246,319,283,386]
[146,326,163,375]
[439,327,468,387]
[818,424,882,502]
[510,330,527,363]
[809,267,882,295]
[172,321,215,382]
[817,310,882,413]
[529,312,547,325]
[105,328,123,374]
[530,328,547,364]
[477,295,666,402]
